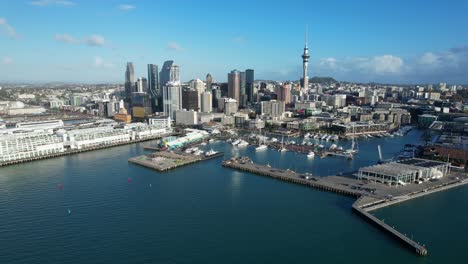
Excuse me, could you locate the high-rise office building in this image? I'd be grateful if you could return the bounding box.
[245,69,254,103]
[160,61,180,88]
[124,62,135,105]
[228,70,240,102]
[276,84,291,104]
[201,92,212,113]
[163,82,182,119]
[136,77,148,93]
[182,89,199,111]
[206,74,213,91]
[147,64,160,112]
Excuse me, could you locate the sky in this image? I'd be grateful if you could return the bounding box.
[1,0,468,84]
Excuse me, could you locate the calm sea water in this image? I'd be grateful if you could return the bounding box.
[1,130,467,264]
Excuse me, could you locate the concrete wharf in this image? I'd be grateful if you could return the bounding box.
[129,151,224,172]
[221,157,468,256]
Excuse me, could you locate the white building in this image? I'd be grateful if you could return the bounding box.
[149,116,172,129]
[201,92,212,113]
[261,100,285,118]
[163,81,182,119]
[0,132,65,163]
[224,98,238,116]
[175,109,198,125]
[59,127,131,150]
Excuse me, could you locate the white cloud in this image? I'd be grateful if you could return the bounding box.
[85,34,105,47]
[30,0,75,6]
[2,57,13,65]
[371,55,404,74]
[167,42,183,51]
[419,52,440,66]
[118,4,135,11]
[0,17,18,39]
[54,33,79,44]
[320,57,338,69]
[94,57,114,68]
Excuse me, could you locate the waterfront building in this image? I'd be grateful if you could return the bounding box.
[163,129,208,150]
[228,70,240,102]
[149,116,172,129]
[175,109,198,126]
[357,158,450,185]
[163,82,183,119]
[15,119,64,130]
[0,132,65,163]
[201,92,212,113]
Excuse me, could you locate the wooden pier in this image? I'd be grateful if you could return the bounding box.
[222,157,432,256]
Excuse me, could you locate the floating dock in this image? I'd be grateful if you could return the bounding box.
[222,157,468,256]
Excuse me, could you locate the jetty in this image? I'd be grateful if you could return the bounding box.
[129,151,223,172]
[222,157,468,256]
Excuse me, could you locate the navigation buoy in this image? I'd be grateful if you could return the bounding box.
[57,184,63,190]
[127,177,133,183]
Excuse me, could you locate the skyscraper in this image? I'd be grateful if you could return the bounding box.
[160,61,180,88]
[239,71,247,107]
[245,69,254,103]
[206,74,213,91]
[228,70,240,102]
[136,77,147,93]
[201,92,212,113]
[124,62,135,106]
[182,89,199,111]
[302,27,310,91]
[163,82,182,119]
[147,64,160,112]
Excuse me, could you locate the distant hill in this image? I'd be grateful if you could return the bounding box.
[310,77,337,84]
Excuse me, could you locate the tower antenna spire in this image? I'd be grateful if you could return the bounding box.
[305,24,308,48]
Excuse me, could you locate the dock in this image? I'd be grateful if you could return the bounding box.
[222,157,468,256]
[129,151,224,172]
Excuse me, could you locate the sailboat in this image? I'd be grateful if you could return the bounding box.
[255,128,267,151]
[346,124,359,155]
[279,135,287,152]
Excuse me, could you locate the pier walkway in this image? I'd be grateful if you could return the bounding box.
[222,157,468,256]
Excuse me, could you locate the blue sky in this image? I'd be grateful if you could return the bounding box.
[1,0,468,84]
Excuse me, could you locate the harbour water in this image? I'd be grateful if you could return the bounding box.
[1,130,467,263]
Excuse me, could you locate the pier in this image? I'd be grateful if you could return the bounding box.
[129,151,224,172]
[222,157,468,256]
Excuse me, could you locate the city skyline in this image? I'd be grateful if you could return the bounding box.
[1,0,468,84]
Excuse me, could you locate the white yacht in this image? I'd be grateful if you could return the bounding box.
[256,144,267,151]
[237,140,249,147]
[307,151,315,158]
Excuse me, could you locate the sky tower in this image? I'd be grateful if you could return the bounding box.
[302,26,310,91]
